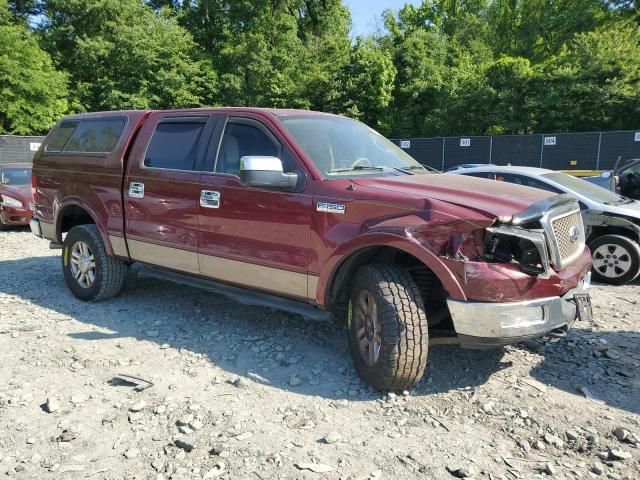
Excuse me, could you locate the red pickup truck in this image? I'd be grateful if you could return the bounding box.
[30,108,593,391]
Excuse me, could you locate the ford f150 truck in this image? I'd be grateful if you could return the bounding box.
[30,108,593,391]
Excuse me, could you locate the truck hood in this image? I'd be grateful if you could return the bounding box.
[0,184,32,205]
[352,174,552,220]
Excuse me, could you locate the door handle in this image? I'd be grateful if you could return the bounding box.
[129,182,144,199]
[200,190,220,209]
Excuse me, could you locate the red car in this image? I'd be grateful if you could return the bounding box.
[0,162,33,229]
[30,109,592,391]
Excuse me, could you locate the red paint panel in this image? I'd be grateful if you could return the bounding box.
[124,112,201,253]
[198,177,312,273]
[441,248,592,302]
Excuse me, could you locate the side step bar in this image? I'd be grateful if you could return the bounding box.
[138,265,332,322]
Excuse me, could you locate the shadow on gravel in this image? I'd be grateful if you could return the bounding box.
[0,254,510,400]
[525,328,640,415]
[1,254,636,412]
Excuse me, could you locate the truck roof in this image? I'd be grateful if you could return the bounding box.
[59,108,339,121]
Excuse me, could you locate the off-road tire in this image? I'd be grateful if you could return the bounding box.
[347,264,429,391]
[62,224,127,301]
[589,234,640,285]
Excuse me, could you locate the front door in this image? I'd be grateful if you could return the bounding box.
[124,113,216,273]
[197,115,314,300]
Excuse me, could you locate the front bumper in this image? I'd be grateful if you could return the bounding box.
[0,207,32,226]
[448,272,591,348]
[30,218,56,240]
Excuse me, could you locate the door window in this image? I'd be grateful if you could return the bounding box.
[215,123,279,176]
[145,120,206,170]
[495,173,563,193]
[464,172,495,179]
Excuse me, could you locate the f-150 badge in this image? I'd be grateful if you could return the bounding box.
[317,202,345,214]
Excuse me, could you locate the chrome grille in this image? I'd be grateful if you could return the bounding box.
[548,210,584,268]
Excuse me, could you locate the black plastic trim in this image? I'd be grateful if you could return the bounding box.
[138,265,331,322]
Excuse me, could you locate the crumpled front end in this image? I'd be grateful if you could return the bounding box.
[437,194,593,347]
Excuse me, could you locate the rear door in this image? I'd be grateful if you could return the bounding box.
[196,114,315,300]
[124,113,217,273]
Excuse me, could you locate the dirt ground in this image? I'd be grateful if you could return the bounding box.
[0,228,638,480]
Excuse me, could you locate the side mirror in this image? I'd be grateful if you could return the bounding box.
[1,177,8,185]
[600,171,612,179]
[240,156,298,189]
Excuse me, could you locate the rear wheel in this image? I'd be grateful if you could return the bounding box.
[347,265,429,391]
[589,234,640,285]
[62,224,128,301]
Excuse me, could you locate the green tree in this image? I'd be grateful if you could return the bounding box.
[41,0,216,111]
[331,39,396,130]
[535,20,640,131]
[215,3,309,107]
[0,0,67,134]
[485,56,537,134]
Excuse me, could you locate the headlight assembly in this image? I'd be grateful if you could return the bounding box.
[1,194,23,209]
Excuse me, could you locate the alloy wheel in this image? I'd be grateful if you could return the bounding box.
[592,243,632,279]
[353,290,382,367]
[70,240,96,288]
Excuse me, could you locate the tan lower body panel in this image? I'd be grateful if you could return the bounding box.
[127,239,199,274]
[199,253,309,299]
[109,235,129,258]
[120,238,317,300]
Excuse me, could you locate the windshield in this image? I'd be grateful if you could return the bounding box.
[541,172,629,204]
[280,115,434,177]
[1,168,31,186]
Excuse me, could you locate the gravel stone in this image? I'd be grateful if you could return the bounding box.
[0,230,638,480]
[174,435,196,451]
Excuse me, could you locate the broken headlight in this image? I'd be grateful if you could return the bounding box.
[484,226,551,277]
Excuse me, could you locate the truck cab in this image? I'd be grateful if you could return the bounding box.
[30,108,592,391]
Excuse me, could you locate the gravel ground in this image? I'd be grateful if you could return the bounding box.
[0,228,638,480]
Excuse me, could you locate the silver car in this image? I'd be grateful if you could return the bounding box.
[448,165,640,285]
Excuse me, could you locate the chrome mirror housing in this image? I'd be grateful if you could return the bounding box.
[239,156,298,189]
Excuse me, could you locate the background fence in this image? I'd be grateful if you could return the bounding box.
[392,130,640,172]
[3,130,640,172]
[0,136,45,165]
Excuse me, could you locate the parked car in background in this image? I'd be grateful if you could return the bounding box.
[449,165,640,285]
[586,158,640,200]
[30,109,592,391]
[445,163,494,172]
[0,163,33,230]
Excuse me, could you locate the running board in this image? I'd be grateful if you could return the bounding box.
[138,265,332,322]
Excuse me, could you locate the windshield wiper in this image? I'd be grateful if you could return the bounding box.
[393,164,434,174]
[328,165,385,174]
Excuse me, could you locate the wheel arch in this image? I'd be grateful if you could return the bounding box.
[321,235,466,312]
[587,224,640,244]
[56,202,115,256]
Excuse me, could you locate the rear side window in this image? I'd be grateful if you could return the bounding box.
[46,118,126,153]
[145,120,206,170]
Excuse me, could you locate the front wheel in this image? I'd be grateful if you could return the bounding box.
[347,265,429,391]
[62,224,128,301]
[589,234,640,285]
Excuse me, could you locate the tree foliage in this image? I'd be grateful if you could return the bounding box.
[0,0,67,134]
[1,0,639,136]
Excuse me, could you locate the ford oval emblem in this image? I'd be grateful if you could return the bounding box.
[569,226,580,242]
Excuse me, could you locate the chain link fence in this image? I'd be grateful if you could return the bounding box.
[392,130,640,172]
